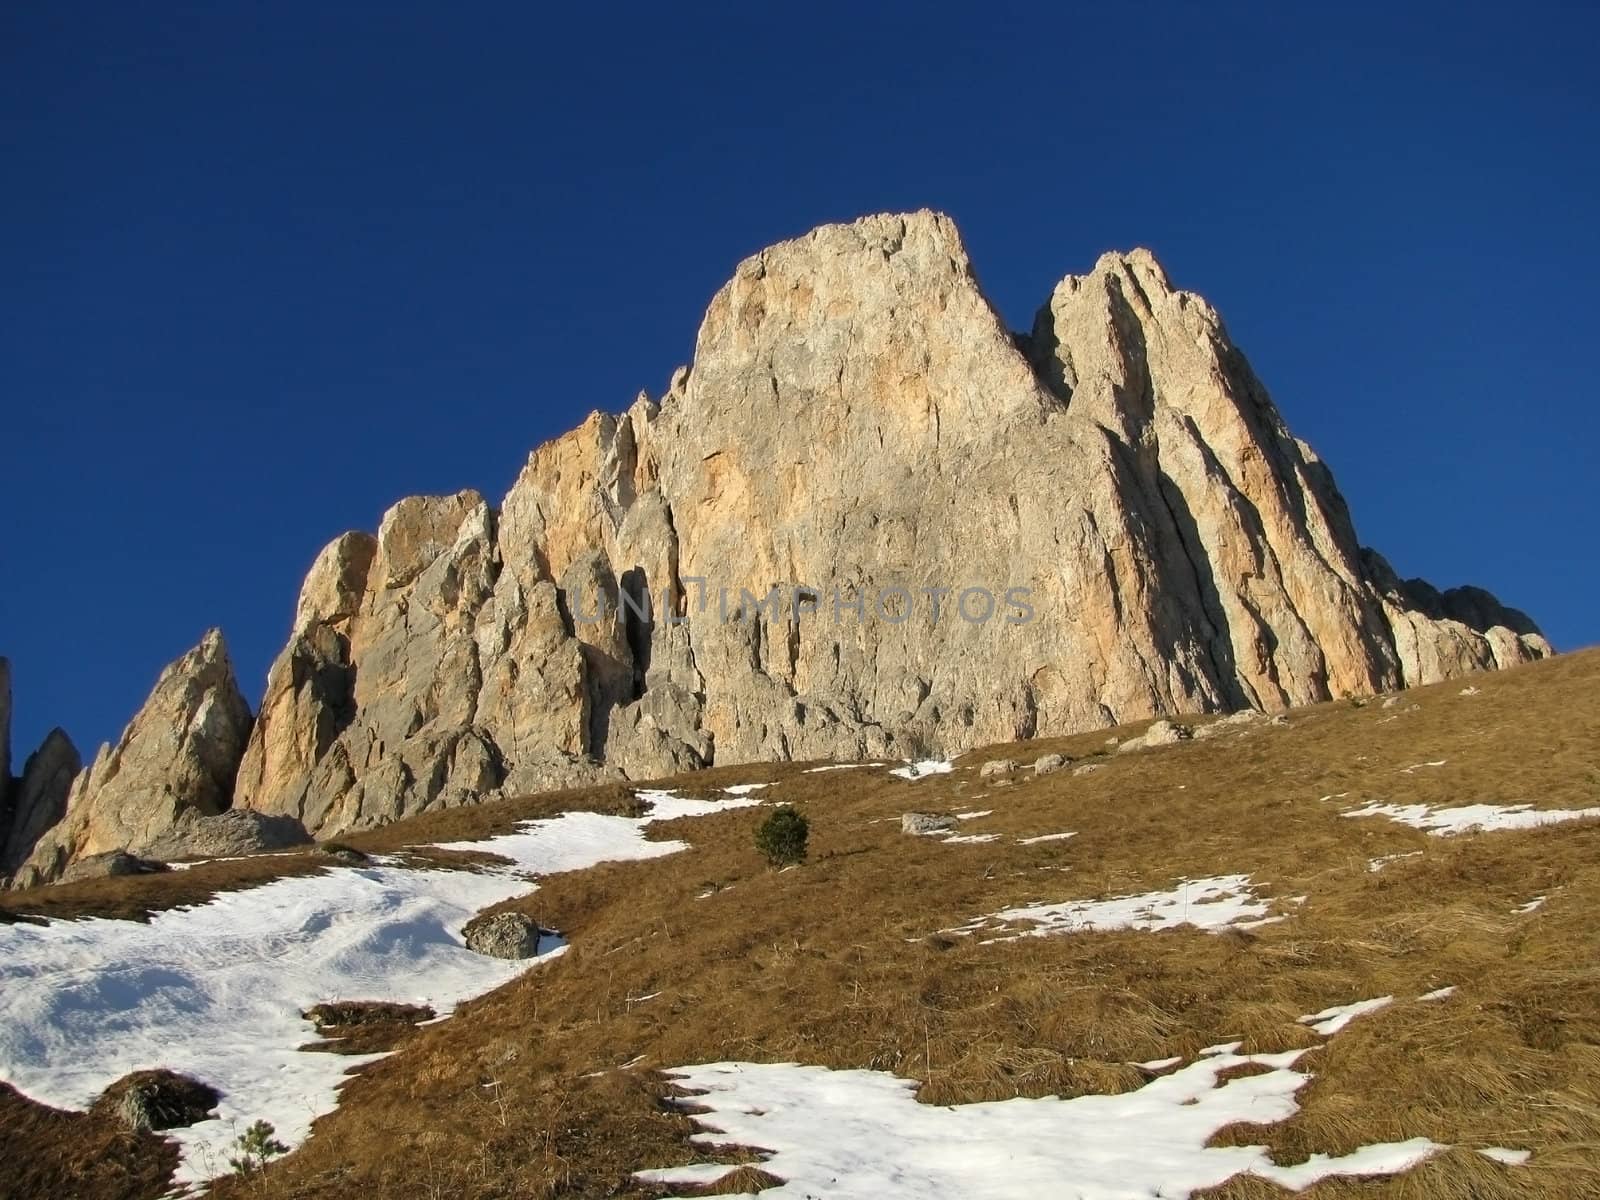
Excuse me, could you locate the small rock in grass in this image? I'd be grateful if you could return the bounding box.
[303,1000,435,1030]
[1269,714,1290,727]
[463,911,546,959]
[901,812,958,836]
[318,842,370,865]
[1116,720,1193,754]
[1072,763,1103,777]
[979,759,1018,778]
[1193,710,1261,740]
[1033,753,1067,776]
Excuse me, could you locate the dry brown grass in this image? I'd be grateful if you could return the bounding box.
[10,649,1600,1198]
[0,852,332,924]
[0,1082,177,1200]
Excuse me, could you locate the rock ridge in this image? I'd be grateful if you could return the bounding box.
[9,210,1552,880]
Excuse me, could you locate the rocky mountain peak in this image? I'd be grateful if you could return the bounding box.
[7,212,1552,882]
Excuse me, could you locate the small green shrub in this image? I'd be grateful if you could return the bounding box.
[228,1119,288,1177]
[755,804,809,866]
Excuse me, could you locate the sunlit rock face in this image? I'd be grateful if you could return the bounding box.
[30,211,1546,857]
[17,631,252,885]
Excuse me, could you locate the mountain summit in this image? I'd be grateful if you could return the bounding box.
[8,211,1547,884]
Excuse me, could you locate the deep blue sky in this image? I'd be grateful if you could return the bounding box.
[2,2,1595,761]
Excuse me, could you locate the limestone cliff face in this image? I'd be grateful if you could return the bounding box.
[14,211,1551,870]
[223,212,1543,838]
[15,631,253,886]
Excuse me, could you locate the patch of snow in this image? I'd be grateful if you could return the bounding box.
[1460,686,1481,696]
[632,789,767,822]
[803,762,885,773]
[1253,1141,1442,1189]
[942,834,1002,845]
[1419,986,1457,1002]
[1515,895,1547,914]
[949,875,1278,941]
[626,991,662,1004]
[1017,832,1077,845]
[722,783,770,796]
[636,1161,743,1187]
[638,1046,1444,1198]
[1478,1146,1530,1165]
[1344,801,1600,836]
[0,794,743,1185]
[1136,1055,1182,1070]
[1299,996,1394,1036]
[1399,760,1448,774]
[1367,850,1423,871]
[890,759,955,781]
[954,810,993,820]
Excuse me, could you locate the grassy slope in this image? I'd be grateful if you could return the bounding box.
[8,649,1600,1199]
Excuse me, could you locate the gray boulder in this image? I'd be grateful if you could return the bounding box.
[901,812,958,836]
[57,849,169,885]
[463,911,544,959]
[141,808,311,862]
[1116,719,1193,754]
[1033,753,1067,775]
[1192,710,1264,740]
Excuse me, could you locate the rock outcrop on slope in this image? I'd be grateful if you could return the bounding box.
[2,728,81,876]
[0,661,85,877]
[10,211,1552,876]
[14,631,254,886]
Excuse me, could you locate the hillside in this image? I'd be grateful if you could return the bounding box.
[3,647,1598,1198]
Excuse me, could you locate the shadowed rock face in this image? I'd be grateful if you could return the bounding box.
[15,211,1553,859]
[2,728,80,876]
[0,659,11,807]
